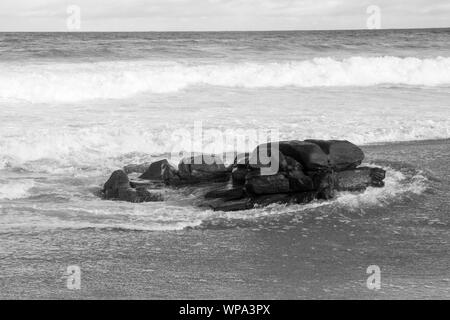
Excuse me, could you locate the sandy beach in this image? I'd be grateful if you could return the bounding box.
[1,139,448,299]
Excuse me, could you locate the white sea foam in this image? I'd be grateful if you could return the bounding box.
[333,166,427,209]
[0,166,427,231]
[1,121,449,172]
[0,180,35,200]
[0,201,207,231]
[209,166,428,222]
[1,56,450,103]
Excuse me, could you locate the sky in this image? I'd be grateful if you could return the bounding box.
[0,0,449,31]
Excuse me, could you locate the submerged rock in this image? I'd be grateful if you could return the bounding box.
[335,167,386,191]
[129,179,152,188]
[204,186,246,201]
[252,193,292,206]
[253,191,317,207]
[118,186,163,203]
[207,198,254,212]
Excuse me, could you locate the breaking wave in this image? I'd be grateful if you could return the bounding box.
[1,56,450,103]
[200,165,428,226]
[1,125,450,173]
[0,180,35,200]
[0,166,428,232]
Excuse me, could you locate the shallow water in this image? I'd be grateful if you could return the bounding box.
[1,83,449,232]
[1,140,449,299]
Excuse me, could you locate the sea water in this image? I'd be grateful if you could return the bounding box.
[1,29,449,231]
[0,30,449,299]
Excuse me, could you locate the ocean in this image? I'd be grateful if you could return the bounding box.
[0,29,449,299]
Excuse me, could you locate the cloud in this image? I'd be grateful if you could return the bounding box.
[0,0,449,31]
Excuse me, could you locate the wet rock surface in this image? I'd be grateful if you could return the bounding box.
[178,154,230,182]
[102,169,164,203]
[305,139,364,171]
[138,159,171,180]
[245,171,290,195]
[101,139,386,211]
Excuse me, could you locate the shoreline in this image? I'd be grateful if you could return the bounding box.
[1,138,449,299]
[360,137,450,147]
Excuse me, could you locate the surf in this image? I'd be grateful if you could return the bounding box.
[1,56,450,103]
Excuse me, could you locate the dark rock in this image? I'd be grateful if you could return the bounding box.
[231,166,248,185]
[317,172,336,200]
[178,154,229,182]
[209,198,254,212]
[102,139,385,208]
[253,193,292,206]
[245,171,290,195]
[204,187,246,200]
[117,187,136,201]
[277,140,329,171]
[252,191,318,207]
[129,179,152,188]
[103,169,163,202]
[306,170,328,189]
[291,191,319,204]
[123,162,151,174]
[273,155,314,191]
[369,167,386,187]
[136,187,164,202]
[161,162,180,184]
[118,186,163,203]
[281,155,303,172]
[286,169,315,192]
[233,153,250,168]
[306,171,336,199]
[249,139,363,172]
[306,139,364,171]
[103,170,130,199]
[248,143,286,173]
[335,167,386,191]
[139,159,171,180]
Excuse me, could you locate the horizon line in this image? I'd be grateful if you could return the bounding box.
[1,26,449,33]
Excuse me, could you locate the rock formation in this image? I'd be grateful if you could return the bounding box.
[101,139,386,211]
[102,169,163,203]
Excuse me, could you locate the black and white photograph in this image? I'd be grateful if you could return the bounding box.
[0,0,449,303]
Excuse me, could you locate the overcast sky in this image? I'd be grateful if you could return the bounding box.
[0,0,449,31]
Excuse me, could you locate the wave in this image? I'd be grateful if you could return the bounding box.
[0,180,35,200]
[200,165,427,224]
[1,56,450,103]
[0,166,427,231]
[1,124,450,173]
